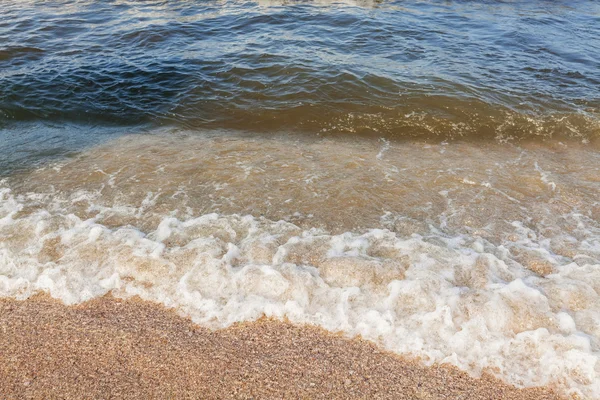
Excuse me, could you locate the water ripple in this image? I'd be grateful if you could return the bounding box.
[1,0,599,141]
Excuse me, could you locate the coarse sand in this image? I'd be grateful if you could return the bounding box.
[0,295,564,400]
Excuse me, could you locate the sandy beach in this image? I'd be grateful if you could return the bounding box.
[0,295,563,399]
[2,1,599,398]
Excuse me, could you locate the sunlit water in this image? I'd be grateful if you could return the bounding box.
[1,1,600,397]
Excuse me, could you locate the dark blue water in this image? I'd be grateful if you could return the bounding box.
[1,0,600,172]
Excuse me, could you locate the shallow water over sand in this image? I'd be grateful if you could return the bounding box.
[1,131,599,397]
[7,131,600,242]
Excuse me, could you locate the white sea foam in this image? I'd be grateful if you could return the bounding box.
[1,186,599,398]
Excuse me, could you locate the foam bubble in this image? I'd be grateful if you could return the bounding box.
[1,186,599,398]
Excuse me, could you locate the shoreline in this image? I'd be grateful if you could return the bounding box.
[1,295,564,399]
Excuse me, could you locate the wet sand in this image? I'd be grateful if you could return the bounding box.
[0,295,563,400]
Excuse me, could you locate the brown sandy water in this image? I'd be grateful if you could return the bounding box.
[7,131,600,241]
[1,131,599,398]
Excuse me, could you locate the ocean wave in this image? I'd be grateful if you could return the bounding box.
[1,0,599,141]
[0,184,599,398]
[0,129,599,398]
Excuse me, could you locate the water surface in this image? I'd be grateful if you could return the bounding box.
[1,1,600,398]
[1,0,599,148]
